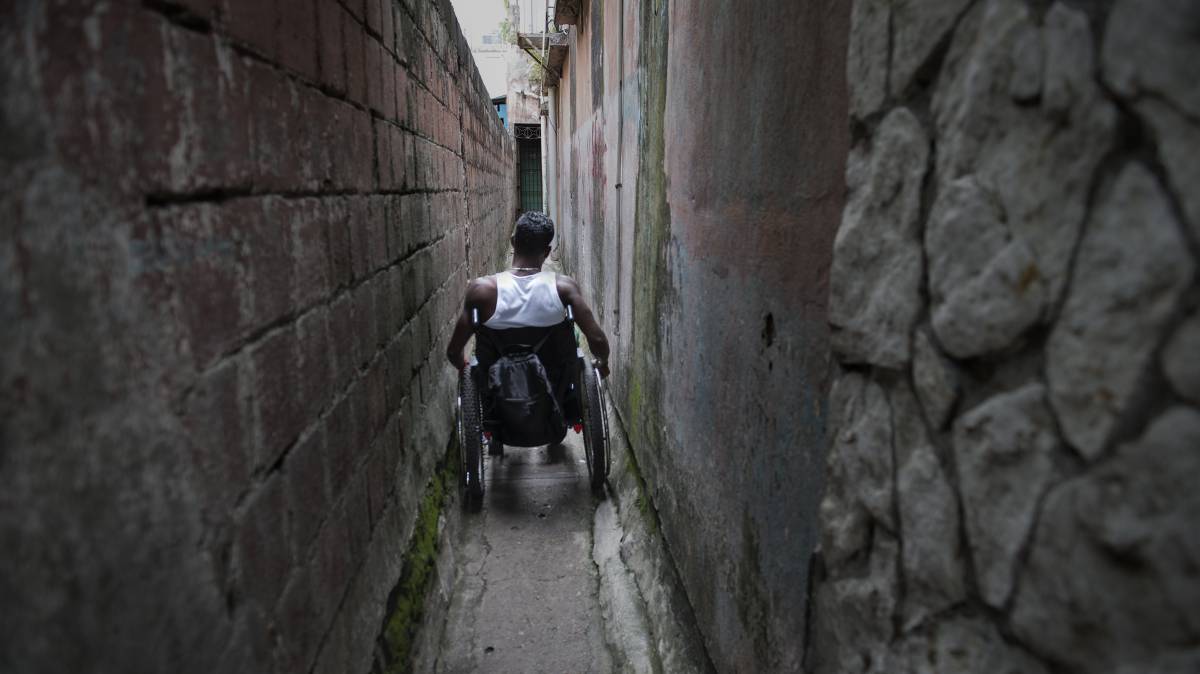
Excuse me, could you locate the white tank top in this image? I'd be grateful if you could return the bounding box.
[484,271,566,329]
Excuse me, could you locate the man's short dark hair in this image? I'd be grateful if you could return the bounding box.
[513,211,554,255]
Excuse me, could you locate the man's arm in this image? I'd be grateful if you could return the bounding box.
[445,278,495,370]
[557,276,611,377]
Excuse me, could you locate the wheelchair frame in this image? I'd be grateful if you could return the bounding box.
[456,304,610,507]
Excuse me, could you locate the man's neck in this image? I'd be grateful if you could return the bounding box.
[511,255,543,272]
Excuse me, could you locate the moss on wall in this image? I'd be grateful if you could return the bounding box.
[373,445,457,674]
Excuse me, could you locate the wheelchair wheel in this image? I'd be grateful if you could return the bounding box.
[580,364,610,492]
[457,368,485,506]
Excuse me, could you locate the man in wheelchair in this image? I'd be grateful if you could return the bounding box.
[445,212,611,492]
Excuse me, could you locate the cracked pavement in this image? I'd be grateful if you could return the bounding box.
[432,435,616,673]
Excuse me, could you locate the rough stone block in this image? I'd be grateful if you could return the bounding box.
[895,617,1049,673]
[912,329,959,430]
[829,108,928,368]
[1011,407,1200,671]
[890,0,972,97]
[953,383,1058,608]
[1047,165,1194,460]
[897,443,964,629]
[819,372,894,566]
[926,175,1044,358]
[1162,314,1200,405]
[934,0,1116,305]
[810,530,898,673]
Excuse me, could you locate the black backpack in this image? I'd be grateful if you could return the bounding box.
[485,333,567,447]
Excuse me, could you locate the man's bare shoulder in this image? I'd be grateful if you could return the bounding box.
[555,273,581,294]
[467,275,497,291]
[465,275,496,303]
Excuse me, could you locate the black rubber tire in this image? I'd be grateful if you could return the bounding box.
[580,365,609,492]
[459,368,485,506]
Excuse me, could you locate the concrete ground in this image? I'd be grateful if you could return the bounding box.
[431,435,614,673]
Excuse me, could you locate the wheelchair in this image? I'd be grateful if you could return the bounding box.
[456,304,610,505]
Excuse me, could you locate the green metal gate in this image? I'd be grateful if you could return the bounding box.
[516,125,542,213]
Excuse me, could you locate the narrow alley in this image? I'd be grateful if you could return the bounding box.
[4,0,1198,673]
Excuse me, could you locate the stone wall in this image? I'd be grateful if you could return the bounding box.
[547,1,850,670]
[811,0,1200,671]
[0,1,513,672]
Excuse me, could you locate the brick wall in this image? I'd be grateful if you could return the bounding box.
[0,2,513,673]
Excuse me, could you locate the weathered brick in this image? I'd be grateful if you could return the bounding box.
[365,197,389,271]
[249,64,302,191]
[161,205,245,367]
[328,293,357,389]
[343,9,367,106]
[154,26,256,191]
[381,1,396,55]
[366,357,388,439]
[349,110,375,191]
[312,513,353,626]
[326,199,353,289]
[350,373,372,453]
[285,422,329,561]
[343,470,373,568]
[325,392,356,497]
[243,198,293,327]
[291,198,332,309]
[347,197,371,281]
[233,475,289,611]
[351,283,378,366]
[317,0,346,94]
[374,117,394,190]
[251,326,302,468]
[295,305,332,419]
[395,64,411,127]
[366,37,384,115]
[222,0,280,60]
[184,358,252,517]
[383,55,398,122]
[279,0,319,81]
[383,334,410,411]
[365,441,389,529]
[364,0,383,35]
[301,89,337,187]
[273,566,322,674]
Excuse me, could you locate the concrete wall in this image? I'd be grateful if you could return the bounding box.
[812,0,1200,672]
[547,1,850,670]
[0,1,513,672]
